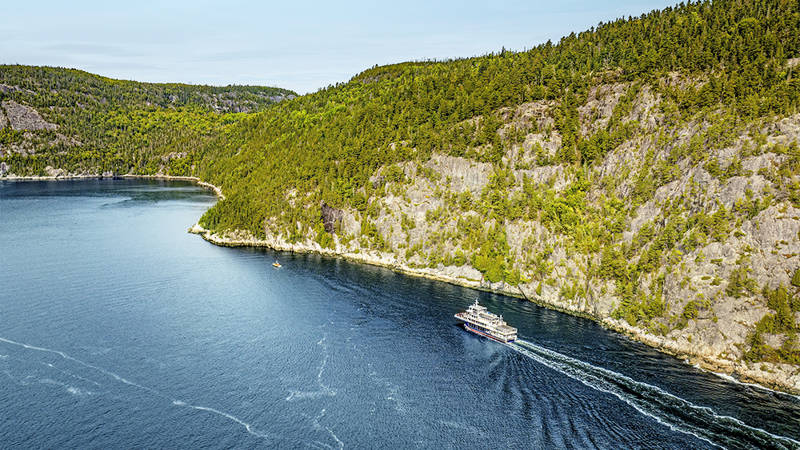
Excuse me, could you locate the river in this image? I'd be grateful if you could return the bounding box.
[0,179,798,449]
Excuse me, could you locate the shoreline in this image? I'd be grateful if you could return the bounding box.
[1,173,224,199]
[4,174,798,395]
[189,224,800,396]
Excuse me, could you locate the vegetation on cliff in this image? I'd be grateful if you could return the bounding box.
[2,0,800,384]
[0,65,295,176]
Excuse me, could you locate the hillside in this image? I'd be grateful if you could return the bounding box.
[3,0,800,392]
[0,65,295,177]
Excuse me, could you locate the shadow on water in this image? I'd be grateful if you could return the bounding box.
[0,179,212,203]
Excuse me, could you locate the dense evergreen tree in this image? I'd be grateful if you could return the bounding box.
[2,0,799,365]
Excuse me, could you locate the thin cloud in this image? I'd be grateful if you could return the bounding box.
[41,42,143,58]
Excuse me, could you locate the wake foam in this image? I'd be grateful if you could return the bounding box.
[0,337,161,396]
[0,336,270,441]
[173,401,269,439]
[286,335,336,402]
[509,339,800,449]
[707,370,800,401]
[309,408,344,450]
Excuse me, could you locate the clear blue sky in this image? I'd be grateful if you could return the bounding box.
[3,0,676,94]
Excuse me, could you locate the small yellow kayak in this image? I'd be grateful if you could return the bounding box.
[273,261,282,268]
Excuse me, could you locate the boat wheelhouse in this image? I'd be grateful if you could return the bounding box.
[455,300,517,343]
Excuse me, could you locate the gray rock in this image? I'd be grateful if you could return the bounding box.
[1,100,57,131]
[321,203,344,234]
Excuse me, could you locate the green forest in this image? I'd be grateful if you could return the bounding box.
[2,0,800,369]
[193,0,800,232]
[0,64,294,176]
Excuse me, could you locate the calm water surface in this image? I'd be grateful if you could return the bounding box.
[0,180,798,449]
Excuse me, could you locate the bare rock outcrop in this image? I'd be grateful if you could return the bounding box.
[1,100,57,131]
[321,203,344,234]
[214,79,800,393]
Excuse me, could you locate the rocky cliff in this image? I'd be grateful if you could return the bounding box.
[4,0,800,394]
[194,79,800,393]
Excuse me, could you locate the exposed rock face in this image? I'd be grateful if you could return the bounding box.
[321,203,344,234]
[208,82,800,393]
[0,84,32,95]
[1,100,56,131]
[200,91,297,113]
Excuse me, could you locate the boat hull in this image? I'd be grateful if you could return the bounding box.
[461,323,516,343]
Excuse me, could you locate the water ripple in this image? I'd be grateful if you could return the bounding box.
[0,336,271,442]
[509,339,800,449]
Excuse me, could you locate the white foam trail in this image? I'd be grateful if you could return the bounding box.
[509,339,800,449]
[711,371,769,391]
[38,377,92,396]
[508,341,713,445]
[0,336,160,396]
[315,354,336,396]
[2,370,17,383]
[709,370,800,401]
[439,420,484,436]
[172,401,269,439]
[325,426,344,449]
[286,389,336,401]
[66,387,83,396]
[0,336,270,441]
[310,408,344,449]
[38,360,102,387]
[286,335,336,402]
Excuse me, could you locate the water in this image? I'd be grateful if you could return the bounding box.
[0,179,798,449]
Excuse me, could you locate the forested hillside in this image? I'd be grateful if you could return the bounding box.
[0,65,295,176]
[3,0,800,391]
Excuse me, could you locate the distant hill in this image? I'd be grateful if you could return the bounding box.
[2,0,800,392]
[0,65,295,175]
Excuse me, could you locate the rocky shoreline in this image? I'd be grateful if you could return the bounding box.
[188,223,800,396]
[4,174,798,395]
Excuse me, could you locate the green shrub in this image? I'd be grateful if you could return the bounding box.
[791,269,800,289]
[725,266,758,298]
[682,300,699,320]
[384,164,407,183]
[505,267,522,286]
[314,222,335,249]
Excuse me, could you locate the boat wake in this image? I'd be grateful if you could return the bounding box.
[172,401,269,439]
[508,339,800,449]
[0,336,270,441]
[286,336,337,402]
[308,408,345,450]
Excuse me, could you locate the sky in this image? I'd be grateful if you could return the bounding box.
[2,0,677,94]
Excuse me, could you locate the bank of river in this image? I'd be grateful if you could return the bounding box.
[189,222,800,396]
[8,173,798,395]
[2,178,799,449]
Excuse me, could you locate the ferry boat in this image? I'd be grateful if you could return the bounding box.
[455,300,517,343]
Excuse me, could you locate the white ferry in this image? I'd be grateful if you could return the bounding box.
[455,300,517,343]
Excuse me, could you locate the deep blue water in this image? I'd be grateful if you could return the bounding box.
[0,180,798,449]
